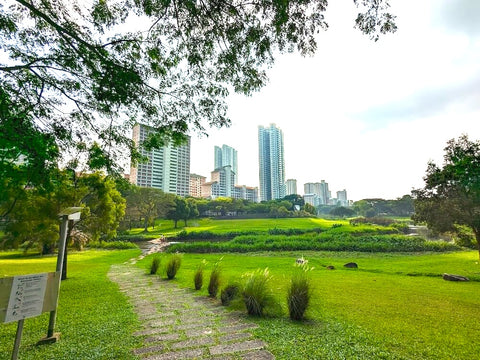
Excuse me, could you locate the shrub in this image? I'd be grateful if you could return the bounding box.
[87,240,138,249]
[208,264,222,298]
[221,283,240,306]
[242,268,276,316]
[287,266,312,321]
[165,254,182,279]
[149,256,161,275]
[193,261,206,290]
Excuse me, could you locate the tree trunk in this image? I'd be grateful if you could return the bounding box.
[174,220,178,228]
[143,217,148,232]
[475,230,480,261]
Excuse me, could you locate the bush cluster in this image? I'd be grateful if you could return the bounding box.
[167,234,460,254]
[87,241,138,249]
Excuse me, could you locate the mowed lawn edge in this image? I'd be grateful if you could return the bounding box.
[0,249,142,360]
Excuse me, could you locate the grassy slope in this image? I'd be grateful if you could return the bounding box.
[126,217,343,237]
[138,251,480,359]
[0,249,141,360]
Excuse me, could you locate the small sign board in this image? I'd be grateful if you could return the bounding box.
[0,272,59,324]
[5,274,48,323]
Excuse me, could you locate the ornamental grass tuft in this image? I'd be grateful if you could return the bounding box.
[208,263,222,298]
[165,254,182,279]
[287,264,313,321]
[221,283,240,306]
[193,260,206,290]
[242,268,276,316]
[149,256,161,275]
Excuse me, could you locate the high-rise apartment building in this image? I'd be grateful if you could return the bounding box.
[304,180,330,205]
[201,165,235,199]
[286,179,297,195]
[214,145,238,184]
[189,174,206,197]
[130,124,190,196]
[336,189,348,206]
[258,124,286,201]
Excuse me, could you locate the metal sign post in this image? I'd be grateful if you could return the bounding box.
[38,207,81,345]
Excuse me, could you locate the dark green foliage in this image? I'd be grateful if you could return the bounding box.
[330,206,356,218]
[150,256,161,275]
[221,283,240,306]
[194,265,204,290]
[87,241,138,250]
[208,265,222,298]
[413,135,480,259]
[287,268,312,321]
[451,225,477,249]
[166,254,182,279]
[167,234,459,254]
[350,217,395,226]
[243,269,276,317]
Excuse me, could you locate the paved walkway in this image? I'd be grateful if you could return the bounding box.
[108,263,275,360]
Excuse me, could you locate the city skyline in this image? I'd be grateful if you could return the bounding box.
[189,0,480,202]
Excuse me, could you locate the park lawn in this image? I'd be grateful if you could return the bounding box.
[125,217,393,237]
[138,250,480,359]
[0,249,142,360]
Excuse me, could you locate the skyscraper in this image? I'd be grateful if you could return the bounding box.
[130,124,190,196]
[286,179,297,195]
[214,144,238,184]
[258,124,286,201]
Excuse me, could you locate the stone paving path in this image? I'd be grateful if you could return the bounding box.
[108,263,275,360]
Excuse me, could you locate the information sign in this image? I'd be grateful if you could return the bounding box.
[4,273,48,323]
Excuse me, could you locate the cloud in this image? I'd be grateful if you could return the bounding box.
[353,75,480,128]
[433,0,480,36]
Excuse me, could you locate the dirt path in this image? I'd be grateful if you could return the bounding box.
[108,262,275,359]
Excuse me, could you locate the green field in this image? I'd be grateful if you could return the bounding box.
[137,251,480,359]
[0,249,141,360]
[2,215,479,359]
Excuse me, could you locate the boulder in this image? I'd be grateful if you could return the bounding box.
[442,273,469,282]
[326,265,335,270]
[343,262,358,269]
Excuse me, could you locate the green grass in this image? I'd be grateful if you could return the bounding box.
[123,217,345,238]
[136,250,480,359]
[0,249,142,360]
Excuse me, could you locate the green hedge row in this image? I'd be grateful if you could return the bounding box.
[166,234,459,253]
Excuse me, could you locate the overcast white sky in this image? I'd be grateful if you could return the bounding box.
[189,0,480,201]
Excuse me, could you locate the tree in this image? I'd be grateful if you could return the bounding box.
[412,135,480,259]
[185,198,199,225]
[3,170,124,259]
[167,197,190,228]
[1,0,397,182]
[303,203,317,216]
[330,206,355,218]
[126,187,170,232]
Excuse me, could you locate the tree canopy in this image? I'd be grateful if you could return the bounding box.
[412,135,480,259]
[1,0,397,180]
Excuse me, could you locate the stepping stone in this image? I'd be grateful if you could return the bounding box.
[133,344,164,355]
[143,348,204,360]
[241,350,275,360]
[209,340,266,356]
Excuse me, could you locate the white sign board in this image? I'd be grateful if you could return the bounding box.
[4,273,48,323]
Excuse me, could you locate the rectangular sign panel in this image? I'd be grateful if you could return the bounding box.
[4,273,48,323]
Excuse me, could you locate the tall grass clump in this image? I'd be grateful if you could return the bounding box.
[287,263,313,321]
[165,254,182,279]
[221,283,240,306]
[149,256,161,275]
[242,268,276,316]
[208,263,222,298]
[193,260,206,290]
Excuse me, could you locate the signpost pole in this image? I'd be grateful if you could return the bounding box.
[11,319,24,360]
[38,214,68,344]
